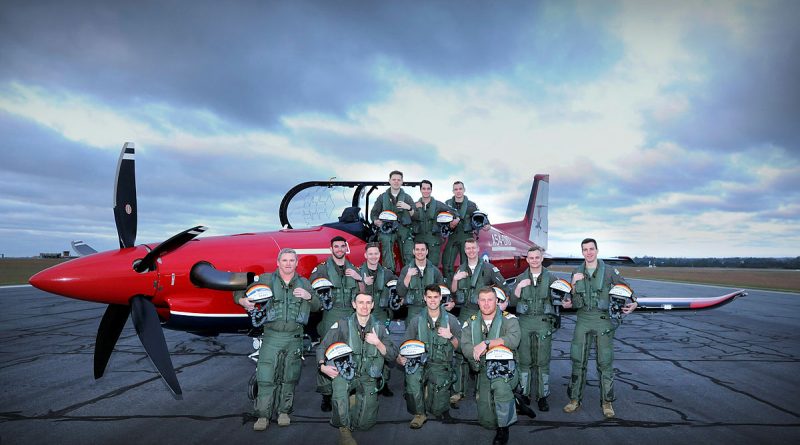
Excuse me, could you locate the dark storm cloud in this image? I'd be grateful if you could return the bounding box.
[0,0,616,127]
[643,1,800,155]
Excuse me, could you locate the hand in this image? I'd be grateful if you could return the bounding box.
[572,273,585,285]
[482,224,491,232]
[562,299,573,309]
[293,287,312,300]
[397,201,411,211]
[345,268,362,282]
[375,219,384,227]
[473,341,488,362]
[516,278,532,290]
[320,364,339,379]
[406,268,419,278]
[454,270,468,281]
[238,297,255,311]
[397,355,407,366]
[363,275,374,286]
[437,325,453,340]
[443,300,456,312]
[622,301,638,314]
[449,218,460,228]
[415,201,423,209]
[365,328,381,346]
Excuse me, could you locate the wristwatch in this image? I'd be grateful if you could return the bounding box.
[484,339,490,348]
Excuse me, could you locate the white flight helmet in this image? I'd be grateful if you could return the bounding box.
[399,340,427,375]
[485,345,516,380]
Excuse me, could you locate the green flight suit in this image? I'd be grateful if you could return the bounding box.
[359,262,398,389]
[461,311,521,429]
[370,188,416,268]
[311,257,361,395]
[233,272,318,419]
[567,259,634,403]
[442,196,480,280]
[396,260,444,321]
[317,314,398,431]
[451,260,506,398]
[411,197,455,267]
[403,310,462,416]
[509,268,559,400]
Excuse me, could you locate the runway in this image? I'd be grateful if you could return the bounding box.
[1,279,798,444]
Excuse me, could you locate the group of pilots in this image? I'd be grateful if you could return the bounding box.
[234,170,639,445]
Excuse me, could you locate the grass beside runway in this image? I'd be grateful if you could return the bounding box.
[0,258,71,285]
[550,265,800,292]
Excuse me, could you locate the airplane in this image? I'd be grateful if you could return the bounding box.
[29,142,746,398]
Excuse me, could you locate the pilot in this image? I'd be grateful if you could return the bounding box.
[461,286,521,445]
[311,236,366,412]
[359,241,399,397]
[442,181,491,282]
[510,246,566,412]
[399,284,461,428]
[411,180,457,267]
[318,293,398,445]
[397,241,445,321]
[233,248,318,431]
[562,238,638,418]
[370,170,416,269]
[448,237,506,407]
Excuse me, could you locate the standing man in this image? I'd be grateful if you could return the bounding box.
[311,236,365,412]
[318,293,398,445]
[370,170,416,269]
[442,181,489,281]
[234,248,318,431]
[412,179,456,267]
[397,241,444,321]
[399,284,462,428]
[461,287,521,445]
[449,237,506,406]
[359,241,399,397]
[511,246,564,412]
[563,238,637,418]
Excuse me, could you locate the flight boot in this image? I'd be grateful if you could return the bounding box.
[563,399,581,413]
[321,394,332,412]
[410,414,427,429]
[277,413,291,426]
[338,427,357,445]
[492,426,509,445]
[449,393,463,409]
[602,402,615,418]
[537,397,550,412]
[253,417,269,431]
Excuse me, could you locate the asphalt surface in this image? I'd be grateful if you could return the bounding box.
[1,279,798,445]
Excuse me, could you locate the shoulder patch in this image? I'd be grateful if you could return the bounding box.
[503,311,517,319]
[330,322,338,330]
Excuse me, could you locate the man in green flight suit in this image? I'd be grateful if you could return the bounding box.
[510,246,566,412]
[370,170,416,269]
[359,241,398,397]
[397,241,444,321]
[318,293,398,445]
[562,238,638,418]
[399,284,461,428]
[412,179,456,267]
[311,236,366,412]
[442,181,490,281]
[234,248,319,431]
[448,237,506,407]
[461,287,521,445]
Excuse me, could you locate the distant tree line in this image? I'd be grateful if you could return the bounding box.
[634,256,800,269]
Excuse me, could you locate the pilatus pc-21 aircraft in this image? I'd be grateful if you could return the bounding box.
[30,142,746,398]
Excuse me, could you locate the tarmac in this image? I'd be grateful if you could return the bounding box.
[1,278,799,444]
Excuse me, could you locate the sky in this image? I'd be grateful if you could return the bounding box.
[1,0,798,258]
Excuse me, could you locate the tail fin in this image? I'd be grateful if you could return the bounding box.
[493,174,548,250]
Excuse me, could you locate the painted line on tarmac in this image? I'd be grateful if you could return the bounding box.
[0,284,32,289]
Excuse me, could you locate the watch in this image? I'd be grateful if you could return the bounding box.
[484,339,490,348]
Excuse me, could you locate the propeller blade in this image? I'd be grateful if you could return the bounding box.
[113,142,137,248]
[94,303,131,379]
[71,240,98,256]
[130,295,182,398]
[134,225,207,273]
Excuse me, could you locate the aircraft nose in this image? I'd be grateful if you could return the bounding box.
[29,248,157,305]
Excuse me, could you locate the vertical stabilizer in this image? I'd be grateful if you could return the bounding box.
[494,174,549,250]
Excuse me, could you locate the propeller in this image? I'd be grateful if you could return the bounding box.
[92,142,200,398]
[113,142,137,248]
